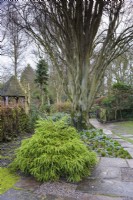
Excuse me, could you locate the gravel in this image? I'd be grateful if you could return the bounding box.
[35,181,85,199]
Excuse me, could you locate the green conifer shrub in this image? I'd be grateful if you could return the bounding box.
[10,117,97,182]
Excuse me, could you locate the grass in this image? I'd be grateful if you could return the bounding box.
[0,167,20,194]
[112,121,133,135]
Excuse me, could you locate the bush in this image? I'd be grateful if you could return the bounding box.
[10,117,97,182]
[51,101,72,113]
[0,106,30,142]
[112,82,132,91]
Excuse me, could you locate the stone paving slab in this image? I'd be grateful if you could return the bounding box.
[119,143,133,148]
[126,159,133,168]
[120,134,133,138]
[102,129,112,135]
[0,189,41,200]
[0,190,125,200]
[121,168,133,182]
[111,136,122,139]
[77,179,133,198]
[98,157,128,168]
[90,166,121,180]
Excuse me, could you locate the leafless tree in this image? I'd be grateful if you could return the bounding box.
[9,0,133,128]
[1,3,29,78]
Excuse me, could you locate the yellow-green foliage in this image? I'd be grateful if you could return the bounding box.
[0,167,19,194]
[10,117,97,182]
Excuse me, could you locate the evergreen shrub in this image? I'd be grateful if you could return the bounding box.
[0,106,30,142]
[10,117,97,182]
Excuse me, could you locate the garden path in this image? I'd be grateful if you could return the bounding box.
[1,120,133,200]
[89,119,133,158]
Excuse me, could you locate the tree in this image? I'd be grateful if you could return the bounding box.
[1,4,28,77]
[9,0,133,129]
[104,51,133,95]
[21,64,36,89]
[35,59,49,107]
[48,68,66,104]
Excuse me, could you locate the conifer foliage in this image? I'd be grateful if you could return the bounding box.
[10,117,97,182]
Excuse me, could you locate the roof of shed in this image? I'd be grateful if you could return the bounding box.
[0,76,25,97]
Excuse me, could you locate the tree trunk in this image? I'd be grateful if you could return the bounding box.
[71,106,89,130]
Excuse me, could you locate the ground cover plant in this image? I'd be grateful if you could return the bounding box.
[80,129,132,159]
[10,117,97,182]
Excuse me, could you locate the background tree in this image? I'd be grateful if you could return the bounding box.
[7,1,133,128]
[35,59,49,107]
[1,4,28,77]
[48,67,66,104]
[104,51,133,95]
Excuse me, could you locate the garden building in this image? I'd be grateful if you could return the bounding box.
[0,76,30,113]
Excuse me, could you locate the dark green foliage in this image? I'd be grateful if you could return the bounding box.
[97,82,133,122]
[0,106,30,142]
[10,117,97,182]
[35,59,48,92]
[80,129,132,159]
[101,96,115,108]
[112,82,132,91]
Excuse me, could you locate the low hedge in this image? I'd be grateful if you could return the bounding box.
[0,106,30,142]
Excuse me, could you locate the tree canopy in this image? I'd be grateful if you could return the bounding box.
[2,0,133,128]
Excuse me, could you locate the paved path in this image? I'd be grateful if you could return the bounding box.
[1,157,133,200]
[1,120,133,200]
[90,119,133,158]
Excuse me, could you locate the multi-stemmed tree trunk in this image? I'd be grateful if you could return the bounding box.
[8,0,133,129]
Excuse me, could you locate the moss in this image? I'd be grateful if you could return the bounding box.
[0,167,20,194]
[0,155,10,160]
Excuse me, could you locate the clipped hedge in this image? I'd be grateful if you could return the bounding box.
[0,106,30,142]
[10,117,97,182]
